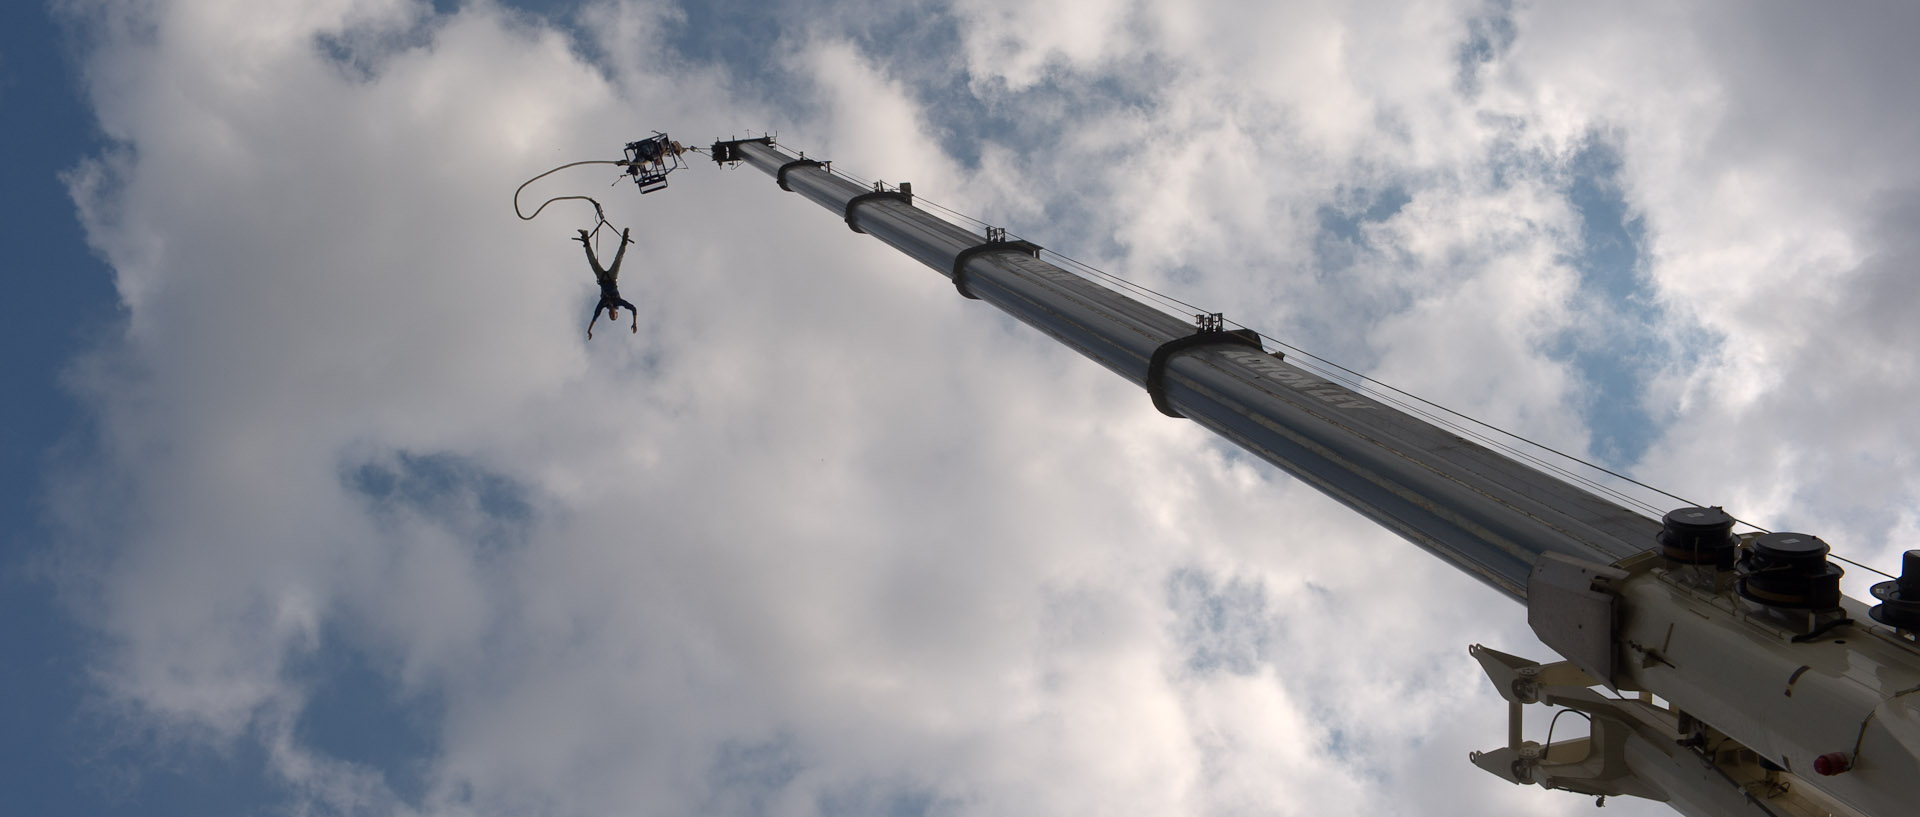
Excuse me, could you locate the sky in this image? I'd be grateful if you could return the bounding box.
[7,1,1920,816]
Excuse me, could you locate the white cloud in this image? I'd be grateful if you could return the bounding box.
[52,1,1920,816]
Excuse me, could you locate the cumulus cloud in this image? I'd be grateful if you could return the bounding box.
[1500,2,1920,577]
[50,1,1920,816]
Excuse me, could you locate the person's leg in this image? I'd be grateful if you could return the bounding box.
[606,229,630,282]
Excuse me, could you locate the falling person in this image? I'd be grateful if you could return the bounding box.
[578,227,637,339]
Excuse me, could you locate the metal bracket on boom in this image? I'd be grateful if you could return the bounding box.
[1145,314,1263,418]
[951,228,1042,300]
[1528,552,1630,688]
[710,136,773,164]
[845,182,912,233]
[777,158,825,191]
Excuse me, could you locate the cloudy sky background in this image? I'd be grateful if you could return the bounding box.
[8,0,1920,815]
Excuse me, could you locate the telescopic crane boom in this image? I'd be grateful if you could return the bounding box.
[703,135,1920,817]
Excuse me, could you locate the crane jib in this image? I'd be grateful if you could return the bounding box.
[702,135,1920,817]
[715,137,1658,602]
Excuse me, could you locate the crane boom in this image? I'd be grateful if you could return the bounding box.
[720,137,1652,601]
[704,136,1920,817]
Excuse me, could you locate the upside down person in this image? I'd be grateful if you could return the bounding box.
[578,227,637,338]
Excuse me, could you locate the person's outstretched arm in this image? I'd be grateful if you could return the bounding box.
[587,303,602,339]
[619,298,639,332]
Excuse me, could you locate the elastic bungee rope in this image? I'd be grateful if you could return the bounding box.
[514,159,630,253]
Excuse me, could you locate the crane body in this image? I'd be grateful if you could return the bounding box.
[696,136,1920,817]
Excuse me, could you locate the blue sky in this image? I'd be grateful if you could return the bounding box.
[2,2,129,814]
[8,2,1920,816]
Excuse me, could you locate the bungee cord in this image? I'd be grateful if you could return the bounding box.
[513,158,632,256]
[513,159,626,222]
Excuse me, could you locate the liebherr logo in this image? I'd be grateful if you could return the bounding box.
[1217,349,1376,410]
[1028,261,1080,285]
